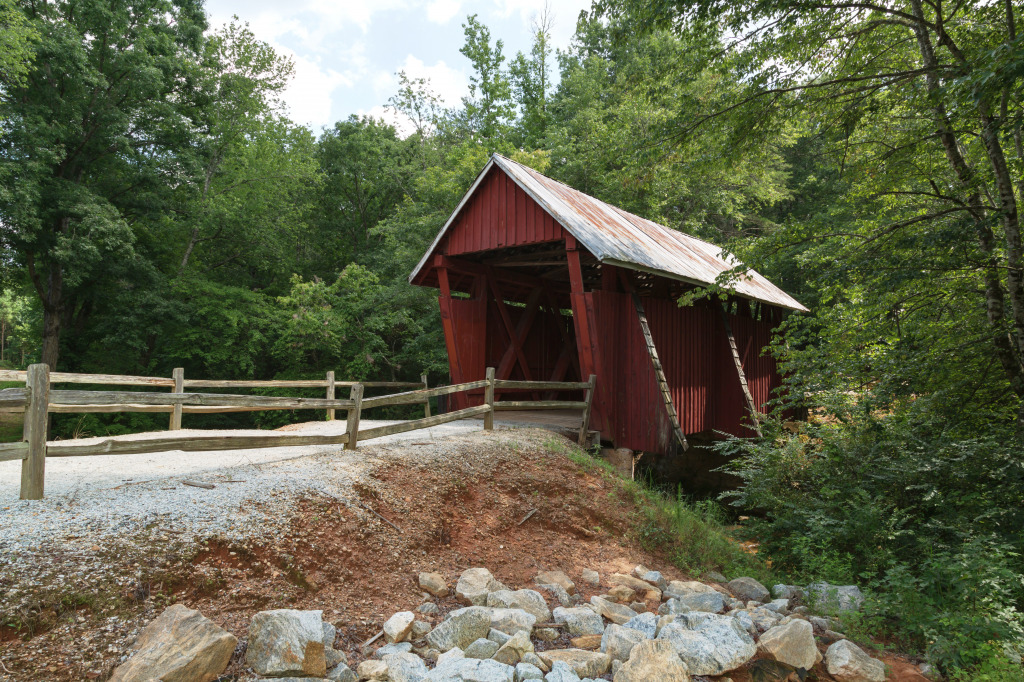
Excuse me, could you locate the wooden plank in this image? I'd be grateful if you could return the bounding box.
[484,367,495,430]
[494,401,589,410]
[437,266,466,385]
[48,389,357,410]
[355,405,491,441]
[345,384,363,450]
[494,286,543,382]
[487,275,535,381]
[421,374,431,418]
[718,304,763,437]
[47,432,351,458]
[579,373,597,446]
[0,369,174,387]
[0,387,28,409]
[0,441,29,462]
[325,370,336,421]
[566,246,597,378]
[494,380,590,390]
[629,288,689,451]
[47,404,350,414]
[169,368,184,431]
[359,381,489,409]
[20,364,49,500]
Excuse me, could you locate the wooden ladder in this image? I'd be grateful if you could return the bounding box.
[718,304,763,437]
[630,291,689,451]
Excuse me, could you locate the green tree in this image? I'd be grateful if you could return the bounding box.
[0,0,36,92]
[0,0,208,370]
[509,5,554,148]
[457,14,514,141]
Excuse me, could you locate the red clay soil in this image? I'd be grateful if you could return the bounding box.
[0,436,925,681]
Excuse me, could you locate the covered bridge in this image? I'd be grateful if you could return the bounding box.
[410,154,806,458]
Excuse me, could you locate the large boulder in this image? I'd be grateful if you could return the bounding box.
[513,661,545,680]
[109,605,237,682]
[808,583,865,613]
[612,639,690,682]
[552,606,604,636]
[457,568,508,606]
[485,608,537,636]
[826,640,886,682]
[492,631,534,666]
[590,595,637,625]
[600,624,649,662]
[427,606,492,651]
[327,661,358,682]
[727,577,771,603]
[246,609,327,678]
[622,612,658,638]
[545,661,582,682]
[656,614,756,675]
[537,649,611,678]
[486,589,551,622]
[758,619,819,670]
[424,657,515,681]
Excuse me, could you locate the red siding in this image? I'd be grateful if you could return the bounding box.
[442,168,563,255]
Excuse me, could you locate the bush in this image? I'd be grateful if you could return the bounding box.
[717,407,1024,673]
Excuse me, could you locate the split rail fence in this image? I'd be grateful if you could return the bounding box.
[0,365,596,500]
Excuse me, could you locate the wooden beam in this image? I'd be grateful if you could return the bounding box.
[169,367,184,431]
[566,245,597,379]
[718,304,763,437]
[345,384,363,450]
[441,256,571,298]
[421,374,431,418]
[21,363,49,500]
[437,266,466,385]
[579,373,597,446]
[47,432,351,458]
[355,404,491,441]
[484,367,495,430]
[623,275,688,451]
[487,275,535,382]
[325,370,336,421]
[48,389,356,410]
[494,286,543,382]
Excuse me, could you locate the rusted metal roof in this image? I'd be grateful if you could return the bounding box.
[410,154,808,312]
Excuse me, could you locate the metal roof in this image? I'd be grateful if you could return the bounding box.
[410,153,808,312]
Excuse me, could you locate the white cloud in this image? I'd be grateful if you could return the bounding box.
[426,0,462,23]
[397,55,469,108]
[278,50,354,129]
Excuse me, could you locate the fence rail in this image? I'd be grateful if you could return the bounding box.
[4,364,596,500]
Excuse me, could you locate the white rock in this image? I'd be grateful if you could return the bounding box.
[590,596,637,625]
[375,642,414,659]
[622,612,658,638]
[385,611,416,643]
[492,631,533,666]
[552,607,604,636]
[427,606,492,651]
[656,614,756,675]
[425,657,515,682]
[764,599,790,614]
[514,662,545,681]
[246,609,326,678]
[600,624,649,662]
[808,583,865,613]
[639,571,668,590]
[457,568,508,606]
[581,570,600,586]
[659,592,725,614]
[758,619,818,670]
[535,570,576,595]
[612,639,690,682]
[727,577,770,603]
[545,660,582,682]
[826,640,886,682]
[465,637,501,659]
[437,648,466,665]
[383,652,429,682]
[537,649,611,678]
[663,580,716,601]
[486,589,552,622]
[420,572,450,597]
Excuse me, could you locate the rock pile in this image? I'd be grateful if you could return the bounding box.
[109,566,889,682]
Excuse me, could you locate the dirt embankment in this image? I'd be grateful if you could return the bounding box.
[0,430,926,681]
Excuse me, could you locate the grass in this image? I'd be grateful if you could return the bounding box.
[543,437,774,584]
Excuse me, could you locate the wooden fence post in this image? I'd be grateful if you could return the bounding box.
[345,383,363,450]
[325,371,336,421]
[578,373,597,447]
[421,373,431,418]
[484,367,495,431]
[20,363,49,500]
[169,368,184,431]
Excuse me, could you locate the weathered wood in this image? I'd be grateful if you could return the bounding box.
[355,404,491,441]
[488,275,536,383]
[578,373,597,447]
[46,431,351,458]
[48,403,355,414]
[0,441,29,462]
[0,369,175,387]
[359,381,490,409]
[345,384,363,450]
[182,480,215,490]
[484,367,495,430]
[182,379,328,388]
[494,401,590,410]
[494,380,590,390]
[325,370,336,421]
[0,387,28,409]
[421,374,431,418]
[169,368,184,431]
[20,364,49,500]
[718,304,763,437]
[629,287,689,451]
[48,389,357,410]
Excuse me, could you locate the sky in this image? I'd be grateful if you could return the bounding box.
[204,0,594,135]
